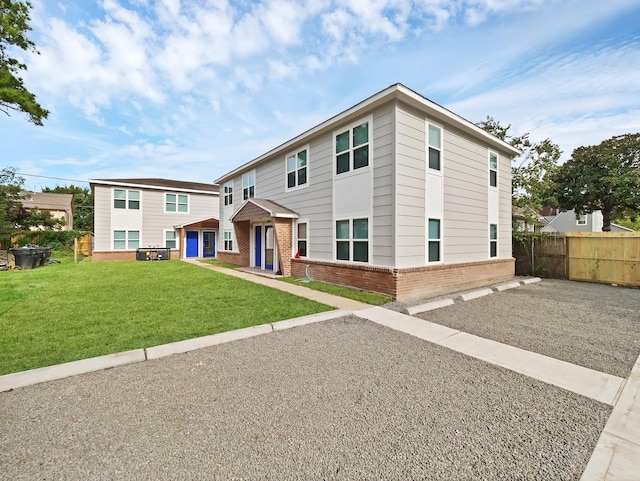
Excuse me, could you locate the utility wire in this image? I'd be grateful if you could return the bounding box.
[16,172,89,184]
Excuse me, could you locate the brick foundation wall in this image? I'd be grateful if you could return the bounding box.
[291,258,515,300]
[222,220,250,267]
[217,251,244,266]
[273,218,292,275]
[92,250,179,261]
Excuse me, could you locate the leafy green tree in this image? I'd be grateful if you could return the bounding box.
[551,133,640,231]
[42,185,94,231]
[1,0,48,125]
[0,166,62,246]
[477,116,562,225]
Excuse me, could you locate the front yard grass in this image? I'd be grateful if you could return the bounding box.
[278,277,391,306]
[0,259,332,375]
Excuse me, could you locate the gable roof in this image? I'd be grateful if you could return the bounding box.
[215,83,521,184]
[21,192,74,212]
[231,198,299,222]
[89,178,219,194]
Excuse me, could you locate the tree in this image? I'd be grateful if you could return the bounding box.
[551,133,640,231]
[42,185,94,231]
[477,117,562,225]
[0,0,48,125]
[0,166,61,245]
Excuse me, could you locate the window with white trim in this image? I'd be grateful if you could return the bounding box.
[577,214,587,226]
[489,151,498,188]
[428,124,442,171]
[224,230,233,251]
[490,224,498,258]
[114,189,140,210]
[336,218,368,262]
[297,222,307,257]
[223,182,233,206]
[166,193,188,213]
[114,230,139,250]
[335,120,369,175]
[165,230,177,249]
[286,148,308,189]
[428,218,441,262]
[242,171,255,200]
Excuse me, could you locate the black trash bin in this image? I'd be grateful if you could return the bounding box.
[25,244,46,267]
[10,247,37,269]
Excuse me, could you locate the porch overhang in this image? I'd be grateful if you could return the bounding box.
[231,198,299,222]
[174,217,219,229]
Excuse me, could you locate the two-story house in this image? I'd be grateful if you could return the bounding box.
[540,208,634,233]
[90,178,219,261]
[215,84,520,300]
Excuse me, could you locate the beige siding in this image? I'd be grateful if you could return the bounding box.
[93,185,112,251]
[395,103,426,266]
[372,105,394,266]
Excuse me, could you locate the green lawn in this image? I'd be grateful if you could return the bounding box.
[278,277,391,306]
[0,259,332,375]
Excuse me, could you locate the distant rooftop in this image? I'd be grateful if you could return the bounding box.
[90,178,219,193]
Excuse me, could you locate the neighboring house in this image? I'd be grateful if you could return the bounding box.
[540,208,634,233]
[90,178,219,261]
[21,192,74,230]
[512,206,544,233]
[215,83,520,300]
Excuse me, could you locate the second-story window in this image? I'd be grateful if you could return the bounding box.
[223,182,233,206]
[336,120,369,175]
[489,151,498,187]
[428,124,442,171]
[286,148,308,189]
[166,193,188,213]
[114,189,140,210]
[243,171,255,200]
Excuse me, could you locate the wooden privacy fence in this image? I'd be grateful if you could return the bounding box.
[513,232,640,287]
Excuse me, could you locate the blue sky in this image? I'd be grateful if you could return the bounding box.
[2,0,639,191]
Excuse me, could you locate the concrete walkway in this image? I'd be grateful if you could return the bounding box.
[183,259,372,311]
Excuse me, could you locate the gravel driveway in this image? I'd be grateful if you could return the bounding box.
[404,279,640,378]
[1,313,610,480]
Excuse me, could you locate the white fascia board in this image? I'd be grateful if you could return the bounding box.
[89,179,218,196]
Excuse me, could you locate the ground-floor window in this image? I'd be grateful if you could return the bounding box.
[428,219,441,262]
[297,222,308,257]
[336,218,368,262]
[224,230,233,251]
[490,224,498,257]
[165,230,177,249]
[114,230,139,250]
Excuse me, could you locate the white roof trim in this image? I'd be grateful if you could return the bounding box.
[90,179,218,195]
[215,83,521,184]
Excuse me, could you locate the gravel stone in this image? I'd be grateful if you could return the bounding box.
[407,279,640,378]
[1,315,610,480]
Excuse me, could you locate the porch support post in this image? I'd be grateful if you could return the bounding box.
[272,217,293,276]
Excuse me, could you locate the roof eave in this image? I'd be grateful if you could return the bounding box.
[215,83,521,183]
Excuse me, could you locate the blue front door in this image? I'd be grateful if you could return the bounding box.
[203,231,215,258]
[254,226,262,268]
[186,231,198,257]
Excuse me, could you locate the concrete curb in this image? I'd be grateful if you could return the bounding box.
[0,310,352,393]
[494,281,521,292]
[521,277,542,285]
[0,349,146,393]
[145,324,274,360]
[406,299,454,316]
[271,309,350,331]
[458,288,493,301]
